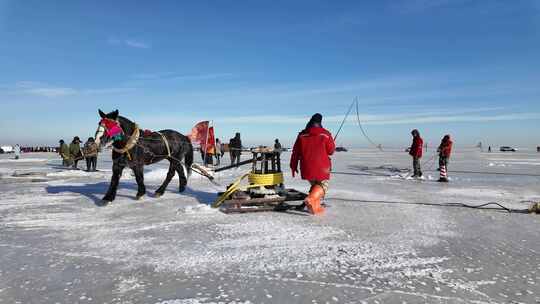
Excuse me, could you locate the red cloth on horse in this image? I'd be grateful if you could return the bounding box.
[143,129,153,137]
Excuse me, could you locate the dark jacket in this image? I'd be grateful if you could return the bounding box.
[229,135,242,155]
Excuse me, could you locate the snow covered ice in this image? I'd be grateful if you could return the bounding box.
[1,149,539,303]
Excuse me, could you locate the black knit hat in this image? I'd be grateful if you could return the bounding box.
[310,113,322,125]
[303,113,323,132]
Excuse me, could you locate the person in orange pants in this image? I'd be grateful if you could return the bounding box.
[290,113,336,215]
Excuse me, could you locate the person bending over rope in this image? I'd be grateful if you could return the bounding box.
[409,129,424,178]
[290,113,336,215]
[59,139,71,166]
[437,134,453,182]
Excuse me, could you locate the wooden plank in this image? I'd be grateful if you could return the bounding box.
[222,196,286,207]
[214,156,263,172]
[221,206,276,213]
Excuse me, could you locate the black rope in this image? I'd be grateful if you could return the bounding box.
[328,198,531,213]
[443,170,540,177]
[333,99,356,141]
[355,97,382,151]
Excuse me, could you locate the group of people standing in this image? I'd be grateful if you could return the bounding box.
[201,133,244,167]
[58,137,99,171]
[408,129,453,182]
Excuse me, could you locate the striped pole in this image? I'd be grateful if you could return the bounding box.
[440,164,447,179]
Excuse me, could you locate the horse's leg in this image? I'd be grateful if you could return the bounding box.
[102,162,125,204]
[155,162,176,197]
[175,162,188,193]
[133,165,146,200]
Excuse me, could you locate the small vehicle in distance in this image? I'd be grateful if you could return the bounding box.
[499,146,516,152]
[336,146,348,152]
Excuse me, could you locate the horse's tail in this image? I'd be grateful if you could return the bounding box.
[184,140,193,178]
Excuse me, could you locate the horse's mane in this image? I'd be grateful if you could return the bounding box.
[117,116,136,135]
[112,116,137,149]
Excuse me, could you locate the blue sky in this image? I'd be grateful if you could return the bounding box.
[0,0,539,148]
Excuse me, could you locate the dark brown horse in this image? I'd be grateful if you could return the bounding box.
[94,109,193,206]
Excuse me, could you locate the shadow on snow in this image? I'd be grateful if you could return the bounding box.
[46,182,217,206]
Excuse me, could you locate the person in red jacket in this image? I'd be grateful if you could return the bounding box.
[437,134,453,182]
[290,113,336,215]
[409,129,424,178]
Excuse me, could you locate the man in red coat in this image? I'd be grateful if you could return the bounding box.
[409,129,424,178]
[290,113,336,215]
[437,134,453,182]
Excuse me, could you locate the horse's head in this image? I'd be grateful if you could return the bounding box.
[95,109,122,147]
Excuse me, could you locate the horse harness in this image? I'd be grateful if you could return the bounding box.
[156,131,172,158]
[108,122,172,161]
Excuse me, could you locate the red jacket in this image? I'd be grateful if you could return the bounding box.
[438,139,453,157]
[409,136,423,158]
[290,127,335,181]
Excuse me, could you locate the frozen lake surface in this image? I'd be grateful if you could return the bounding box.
[1,149,539,304]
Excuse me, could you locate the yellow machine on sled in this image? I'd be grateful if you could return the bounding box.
[212,147,306,213]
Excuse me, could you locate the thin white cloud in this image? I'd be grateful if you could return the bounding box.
[13,81,77,97]
[172,73,233,81]
[392,0,472,13]
[360,112,540,125]
[26,87,78,98]
[108,37,151,49]
[15,81,44,88]
[130,72,233,82]
[124,39,151,49]
[131,72,177,80]
[7,81,135,98]
[82,87,136,95]
[137,108,540,128]
[164,75,424,101]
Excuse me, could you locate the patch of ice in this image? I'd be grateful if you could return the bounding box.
[116,276,144,294]
[177,204,217,215]
[155,298,252,304]
[145,168,169,181]
[439,188,506,198]
[47,170,102,177]
[0,158,49,163]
